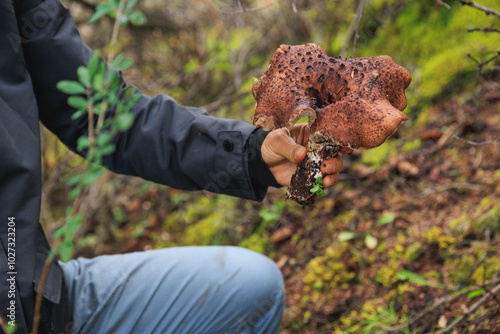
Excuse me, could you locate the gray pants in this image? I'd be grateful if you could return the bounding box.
[59,246,285,334]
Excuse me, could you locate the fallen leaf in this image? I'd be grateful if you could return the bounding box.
[397,160,419,176]
[271,226,294,243]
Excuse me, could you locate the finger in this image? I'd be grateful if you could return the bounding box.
[321,155,343,174]
[323,173,339,188]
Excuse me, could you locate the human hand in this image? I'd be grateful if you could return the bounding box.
[260,123,345,187]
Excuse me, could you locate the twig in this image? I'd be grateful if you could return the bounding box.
[418,182,479,198]
[433,280,500,333]
[384,275,500,333]
[468,27,500,33]
[96,0,126,135]
[106,0,125,70]
[458,0,500,18]
[452,133,500,146]
[340,0,367,58]
[86,84,95,151]
[201,0,225,37]
[467,52,500,84]
[32,253,54,334]
[352,0,367,58]
[211,0,281,14]
[0,316,12,334]
[437,0,452,10]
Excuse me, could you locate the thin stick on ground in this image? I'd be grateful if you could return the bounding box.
[458,0,500,18]
[384,275,500,333]
[453,133,500,146]
[468,27,500,33]
[434,281,500,334]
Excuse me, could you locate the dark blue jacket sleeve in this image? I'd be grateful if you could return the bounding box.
[21,0,271,200]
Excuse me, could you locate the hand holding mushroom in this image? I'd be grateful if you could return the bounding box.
[260,123,344,188]
[253,43,411,206]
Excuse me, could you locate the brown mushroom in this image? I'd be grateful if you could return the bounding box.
[252,43,411,206]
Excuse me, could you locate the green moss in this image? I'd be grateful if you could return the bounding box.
[358,0,500,118]
[302,243,356,300]
[476,206,500,235]
[183,211,225,245]
[422,270,442,281]
[401,138,422,154]
[471,256,500,285]
[376,263,399,288]
[360,140,398,169]
[422,226,458,249]
[404,242,423,262]
[239,232,273,255]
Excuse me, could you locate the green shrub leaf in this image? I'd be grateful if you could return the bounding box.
[57,80,86,95]
[67,96,87,110]
[77,66,89,86]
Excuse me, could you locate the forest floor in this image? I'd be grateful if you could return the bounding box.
[274,80,500,333]
[66,80,500,333]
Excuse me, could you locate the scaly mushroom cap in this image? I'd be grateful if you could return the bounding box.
[252,43,411,149]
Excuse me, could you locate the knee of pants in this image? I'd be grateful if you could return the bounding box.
[231,247,285,306]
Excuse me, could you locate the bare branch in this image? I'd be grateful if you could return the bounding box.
[220,0,280,14]
[458,0,500,18]
[236,0,244,12]
[418,182,479,198]
[352,0,367,57]
[468,27,500,33]
[467,52,500,84]
[32,255,54,334]
[340,0,368,58]
[453,133,500,146]
[437,0,452,10]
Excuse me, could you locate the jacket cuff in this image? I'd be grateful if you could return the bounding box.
[246,128,281,189]
[209,128,265,201]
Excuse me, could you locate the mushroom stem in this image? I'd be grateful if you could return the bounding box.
[286,137,340,206]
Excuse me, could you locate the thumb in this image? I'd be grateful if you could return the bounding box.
[277,133,306,163]
[287,143,307,163]
[262,128,307,166]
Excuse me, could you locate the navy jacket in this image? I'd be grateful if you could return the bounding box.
[0,0,275,332]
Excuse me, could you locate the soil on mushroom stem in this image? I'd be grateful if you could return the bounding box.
[287,140,341,206]
[287,158,319,207]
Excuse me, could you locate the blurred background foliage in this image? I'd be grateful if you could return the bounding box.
[40,0,500,332]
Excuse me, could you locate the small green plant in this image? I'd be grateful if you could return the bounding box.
[337,212,396,249]
[310,176,325,197]
[33,3,147,333]
[51,0,145,263]
[396,269,447,289]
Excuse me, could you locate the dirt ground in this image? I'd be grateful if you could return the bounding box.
[274,80,500,333]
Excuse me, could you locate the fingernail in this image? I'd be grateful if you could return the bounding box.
[295,147,305,160]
